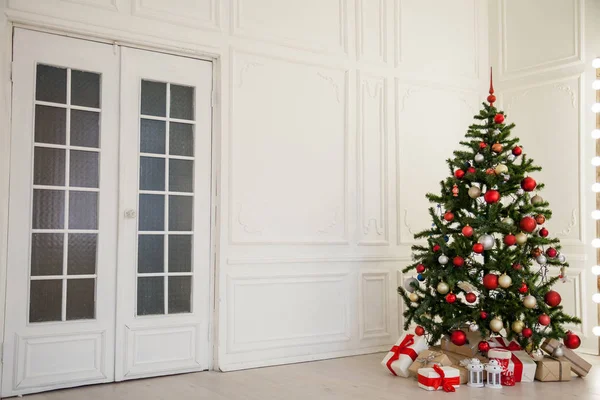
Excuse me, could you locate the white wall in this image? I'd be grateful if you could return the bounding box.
[0,0,489,372]
[489,0,600,353]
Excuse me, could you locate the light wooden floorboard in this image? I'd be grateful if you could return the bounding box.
[13,352,600,400]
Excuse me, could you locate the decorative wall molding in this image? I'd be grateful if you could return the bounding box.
[317,208,341,234]
[227,255,411,265]
[359,271,390,340]
[553,84,577,109]
[557,208,578,236]
[60,0,118,11]
[132,0,220,31]
[316,72,342,103]
[356,0,387,63]
[236,203,263,235]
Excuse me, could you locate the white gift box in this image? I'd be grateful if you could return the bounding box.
[417,366,461,391]
[381,333,428,377]
[489,338,536,383]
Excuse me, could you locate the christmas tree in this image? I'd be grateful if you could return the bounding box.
[398,71,581,353]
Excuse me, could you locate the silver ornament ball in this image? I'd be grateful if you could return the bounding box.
[474,154,485,163]
[531,195,544,205]
[468,186,481,199]
[479,234,495,250]
[502,217,514,226]
[553,346,565,358]
[516,188,525,195]
[503,174,510,181]
[507,154,516,162]
[438,255,449,265]
[558,254,566,263]
[536,255,547,265]
[469,323,479,332]
[404,277,418,293]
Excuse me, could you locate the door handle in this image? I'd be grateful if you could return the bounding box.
[124,209,137,219]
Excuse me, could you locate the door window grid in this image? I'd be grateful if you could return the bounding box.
[29,64,100,323]
[137,80,195,316]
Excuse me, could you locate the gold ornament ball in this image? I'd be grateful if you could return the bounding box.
[468,186,481,199]
[408,293,419,302]
[437,282,450,295]
[495,164,508,175]
[490,317,503,333]
[531,195,544,205]
[523,295,537,309]
[512,320,525,334]
[498,273,512,288]
[515,232,528,245]
[492,143,503,153]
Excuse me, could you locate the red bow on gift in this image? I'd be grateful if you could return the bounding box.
[417,364,458,392]
[385,334,417,376]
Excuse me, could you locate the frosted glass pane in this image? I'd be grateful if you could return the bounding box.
[71,70,100,108]
[141,80,166,117]
[66,278,95,320]
[36,64,67,104]
[31,233,64,276]
[30,280,62,323]
[169,122,194,156]
[140,119,166,154]
[169,196,193,231]
[70,110,100,148]
[70,150,99,188]
[137,277,164,315]
[139,157,165,191]
[168,276,191,314]
[170,84,194,120]
[67,233,97,275]
[32,189,65,229]
[138,234,164,273]
[168,235,191,272]
[35,105,66,145]
[169,159,193,193]
[139,194,165,231]
[69,191,98,230]
[34,147,66,186]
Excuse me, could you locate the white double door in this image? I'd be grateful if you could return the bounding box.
[3,29,213,397]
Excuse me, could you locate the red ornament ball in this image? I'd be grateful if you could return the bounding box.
[453,256,465,268]
[520,216,537,233]
[538,314,551,326]
[445,293,457,304]
[512,146,522,156]
[478,340,490,353]
[539,227,549,238]
[444,211,455,222]
[479,142,487,149]
[450,330,467,346]
[483,273,499,290]
[472,243,484,254]
[415,326,425,336]
[480,311,488,319]
[467,167,476,174]
[512,263,522,271]
[465,292,477,303]
[544,290,562,307]
[433,244,441,252]
[522,328,533,338]
[494,113,505,124]
[487,94,497,104]
[504,234,516,246]
[564,332,581,350]
[521,177,537,192]
[484,190,500,204]
[546,248,558,258]
[518,282,528,294]
[462,225,474,237]
[416,264,426,273]
[454,169,465,179]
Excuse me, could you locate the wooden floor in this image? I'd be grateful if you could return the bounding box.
[15,352,600,400]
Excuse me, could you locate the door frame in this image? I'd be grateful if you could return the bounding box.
[0,20,222,395]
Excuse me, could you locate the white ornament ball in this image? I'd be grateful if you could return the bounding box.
[502,217,514,226]
[495,164,508,174]
[498,273,512,289]
[523,295,537,309]
[408,292,419,302]
[404,277,418,293]
[507,154,516,162]
[512,320,524,334]
[469,323,479,332]
[553,346,565,358]
[515,232,528,245]
[531,195,544,205]
[437,282,450,295]
[558,254,566,263]
[490,317,503,333]
[536,255,547,265]
[468,186,481,199]
[438,255,449,265]
[479,234,495,250]
[474,154,485,163]
[517,188,525,196]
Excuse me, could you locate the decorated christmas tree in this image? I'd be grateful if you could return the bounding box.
[398,71,582,354]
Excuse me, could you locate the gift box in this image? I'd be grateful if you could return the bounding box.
[541,338,591,377]
[443,349,488,384]
[489,337,536,383]
[381,333,428,377]
[417,365,460,392]
[535,356,572,382]
[440,329,482,358]
[408,350,453,378]
[488,348,514,386]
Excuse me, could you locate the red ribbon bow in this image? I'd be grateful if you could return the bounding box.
[417,364,458,392]
[489,338,523,382]
[385,334,417,376]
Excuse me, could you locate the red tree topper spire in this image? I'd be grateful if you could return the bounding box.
[487,67,496,106]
